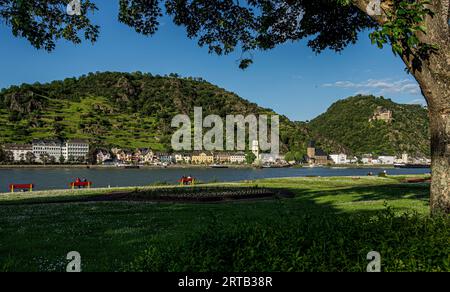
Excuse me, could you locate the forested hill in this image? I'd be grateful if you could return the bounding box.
[0,72,329,154]
[309,95,430,157]
[0,73,429,157]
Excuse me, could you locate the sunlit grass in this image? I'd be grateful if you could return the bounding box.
[0,175,441,272]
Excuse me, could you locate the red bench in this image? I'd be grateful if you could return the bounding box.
[9,184,34,193]
[70,181,92,189]
[178,177,195,185]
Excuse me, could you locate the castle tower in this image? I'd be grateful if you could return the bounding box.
[252,140,259,158]
[307,141,316,158]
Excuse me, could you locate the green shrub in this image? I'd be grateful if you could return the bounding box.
[127,207,450,272]
[378,171,387,177]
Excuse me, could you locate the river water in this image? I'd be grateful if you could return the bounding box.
[0,167,431,192]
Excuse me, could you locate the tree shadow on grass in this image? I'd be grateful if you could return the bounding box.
[284,182,429,211]
[127,182,449,272]
[1,181,445,272]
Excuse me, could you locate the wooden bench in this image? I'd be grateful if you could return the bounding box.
[70,181,92,189]
[9,184,34,193]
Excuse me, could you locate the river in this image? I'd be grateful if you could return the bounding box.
[0,167,431,192]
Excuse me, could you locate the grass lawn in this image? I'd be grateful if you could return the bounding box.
[0,175,448,272]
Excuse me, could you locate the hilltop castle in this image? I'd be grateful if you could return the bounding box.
[369,106,393,123]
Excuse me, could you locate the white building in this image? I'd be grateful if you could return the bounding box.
[96,150,111,164]
[259,153,284,164]
[361,158,371,164]
[378,156,396,165]
[63,139,89,161]
[361,154,373,164]
[32,139,89,162]
[329,153,348,164]
[32,139,64,161]
[2,144,33,161]
[229,152,246,164]
[402,153,409,163]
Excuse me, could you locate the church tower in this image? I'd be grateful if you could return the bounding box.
[252,140,260,158]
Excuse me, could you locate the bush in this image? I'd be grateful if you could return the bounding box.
[378,171,388,177]
[127,207,450,272]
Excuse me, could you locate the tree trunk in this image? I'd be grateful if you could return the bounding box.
[411,0,450,215]
[413,50,450,215]
[429,106,449,214]
[354,0,450,216]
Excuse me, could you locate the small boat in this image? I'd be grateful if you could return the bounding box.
[124,165,140,169]
[395,163,430,169]
[210,164,229,168]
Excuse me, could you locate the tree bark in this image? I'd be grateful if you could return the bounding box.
[413,50,450,215]
[428,102,450,214]
[410,0,450,214]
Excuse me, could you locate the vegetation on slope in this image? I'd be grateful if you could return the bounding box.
[309,95,430,157]
[0,72,316,153]
[0,74,430,157]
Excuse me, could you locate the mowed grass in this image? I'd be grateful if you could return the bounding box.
[0,176,448,272]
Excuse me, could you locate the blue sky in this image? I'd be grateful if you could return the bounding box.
[0,2,425,121]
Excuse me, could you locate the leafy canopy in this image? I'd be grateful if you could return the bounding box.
[0,0,436,70]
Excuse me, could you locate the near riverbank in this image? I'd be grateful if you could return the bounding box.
[1,175,447,272]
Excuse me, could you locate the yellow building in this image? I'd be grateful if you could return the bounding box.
[191,151,214,164]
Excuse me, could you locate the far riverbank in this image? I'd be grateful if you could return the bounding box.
[0,163,402,169]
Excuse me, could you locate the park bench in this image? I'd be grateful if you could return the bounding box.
[178,177,195,186]
[70,181,93,189]
[9,184,34,193]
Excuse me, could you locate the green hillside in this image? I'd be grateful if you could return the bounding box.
[0,74,430,157]
[0,72,316,152]
[309,95,430,156]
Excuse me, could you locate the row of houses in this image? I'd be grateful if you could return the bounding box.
[306,141,430,165]
[2,139,89,163]
[3,138,429,166]
[97,148,252,165]
[328,153,398,165]
[359,153,430,165]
